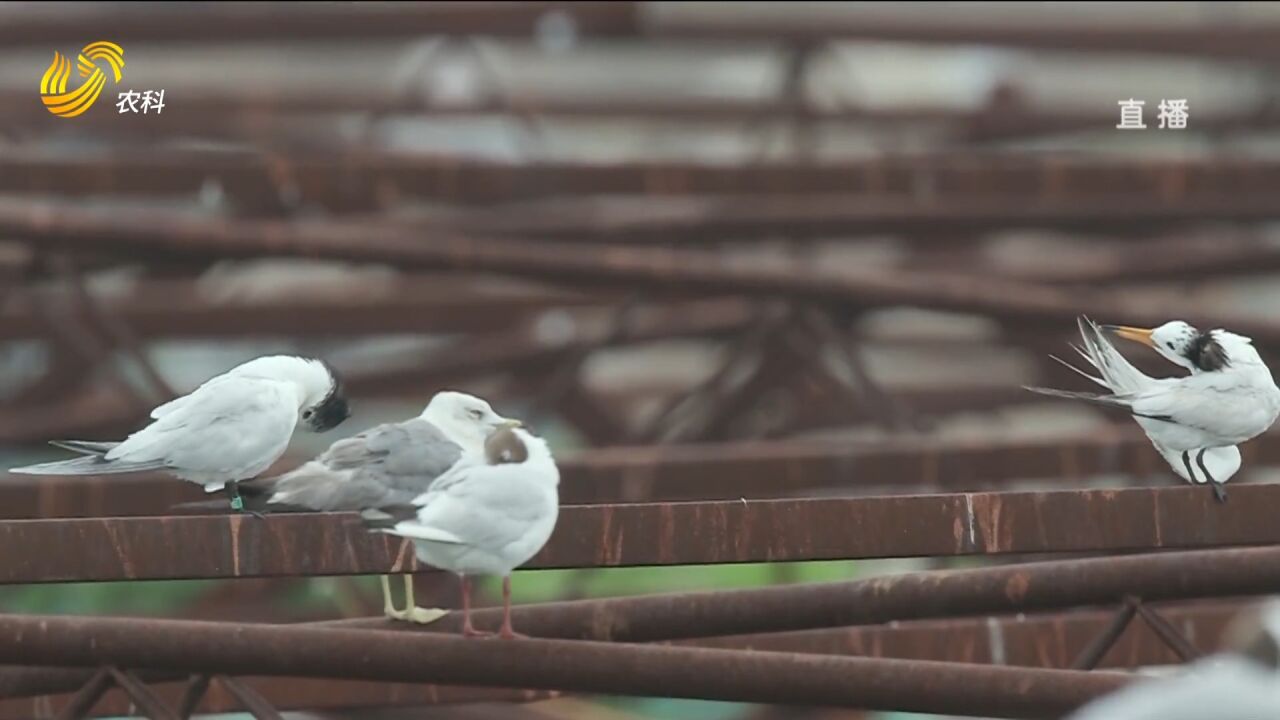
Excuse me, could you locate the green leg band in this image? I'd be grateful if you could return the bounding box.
[230,495,245,511]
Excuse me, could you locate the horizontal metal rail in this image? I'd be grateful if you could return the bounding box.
[6,199,1280,357]
[0,598,1243,713]
[0,486,1279,583]
[312,545,1280,643]
[6,152,1280,204]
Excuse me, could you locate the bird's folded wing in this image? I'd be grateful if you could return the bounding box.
[1132,381,1265,436]
[148,373,236,419]
[409,464,555,549]
[110,378,296,474]
[267,418,463,511]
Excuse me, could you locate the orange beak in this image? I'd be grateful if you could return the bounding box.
[1101,325,1156,349]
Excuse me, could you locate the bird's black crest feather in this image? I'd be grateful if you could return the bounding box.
[310,360,351,431]
[1188,332,1231,372]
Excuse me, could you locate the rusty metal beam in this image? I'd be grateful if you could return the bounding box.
[5,151,1280,205]
[444,196,1280,242]
[687,600,1244,670]
[0,281,604,340]
[7,198,1280,355]
[4,485,1280,583]
[0,2,639,45]
[0,674,555,719]
[558,429,1280,502]
[0,601,1245,717]
[5,86,1277,145]
[650,11,1280,63]
[309,546,1280,644]
[0,614,1133,718]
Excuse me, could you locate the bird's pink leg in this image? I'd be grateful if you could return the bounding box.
[498,576,527,640]
[460,575,492,638]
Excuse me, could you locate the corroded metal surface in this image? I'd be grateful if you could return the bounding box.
[4,485,1280,583]
[319,546,1280,643]
[0,614,1133,718]
[9,153,1280,204]
[8,198,1280,356]
[0,675,556,719]
[687,600,1241,670]
[0,2,640,45]
[0,600,1240,713]
[0,487,1276,582]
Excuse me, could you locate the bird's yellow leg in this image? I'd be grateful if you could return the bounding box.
[401,573,449,625]
[381,575,406,620]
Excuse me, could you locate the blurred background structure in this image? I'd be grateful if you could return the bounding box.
[5,1,1280,718]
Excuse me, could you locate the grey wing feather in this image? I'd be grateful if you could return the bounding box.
[8,439,152,475]
[9,455,166,476]
[49,440,121,456]
[266,418,463,511]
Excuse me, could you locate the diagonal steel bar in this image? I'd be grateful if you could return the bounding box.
[104,669,177,720]
[1070,597,1140,670]
[212,676,283,720]
[1135,603,1202,662]
[52,668,112,720]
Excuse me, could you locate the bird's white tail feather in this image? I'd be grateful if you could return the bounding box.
[386,522,464,545]
[1048,353,1108,389]
[1076,317,1155,394]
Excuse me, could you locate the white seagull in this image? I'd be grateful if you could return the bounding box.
[238,391,522,623]
[1033,317,1243,502]
[1067,599,1280,719]
[8,355,350,513]
[363,423,560,639]
[1027,319,1280,503]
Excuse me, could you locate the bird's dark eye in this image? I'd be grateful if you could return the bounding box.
[469,409,483,420]
[303,409,314,419]
[1166,342,1175,349]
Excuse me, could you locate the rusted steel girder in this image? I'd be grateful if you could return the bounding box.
[447,195,1280,242]
[0,600,1242,718]
[0,599,1244,713]
[686,599,1241,670]
[314,546,1280,643]
[649,12,1280,62]
[3,485,1280,584]
[5,152,1280,204]
[0,614,1132,718]
[6,199,1280,355]
[0,282,606,340]
[0,2,639,45]
[7,429,1273,518]
[0,677,553,720]
[4,86,1280,144]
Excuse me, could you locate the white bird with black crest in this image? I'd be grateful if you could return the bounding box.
[1032,317,1243,501]
[8,355,351,514]
[362,422,559,639]
[1026,319,1280,503]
